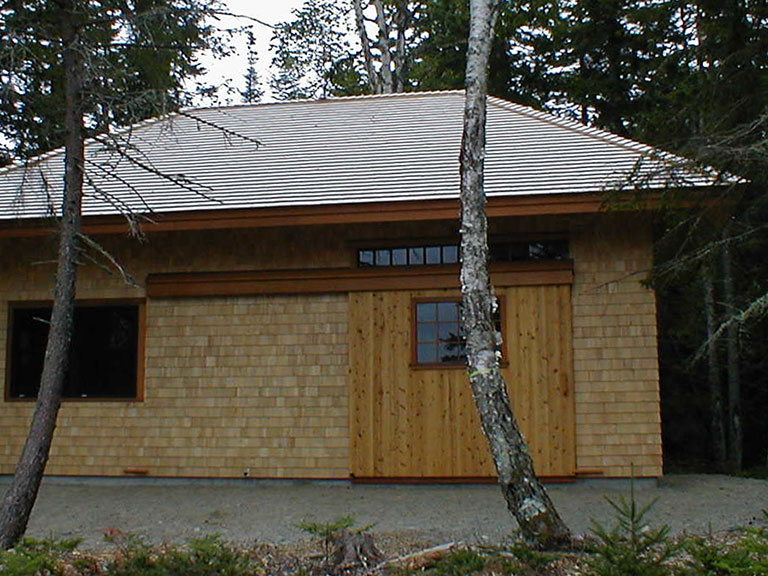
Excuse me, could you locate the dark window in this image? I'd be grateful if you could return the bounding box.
[413,299,504,366]
[358,244,460,267]
[8,304,140,399]
[358,240,568,268]
[489,240,569,262]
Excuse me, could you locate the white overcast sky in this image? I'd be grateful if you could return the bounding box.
[197,0,308,103]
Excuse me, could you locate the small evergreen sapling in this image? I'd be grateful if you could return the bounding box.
[587,483,678,576]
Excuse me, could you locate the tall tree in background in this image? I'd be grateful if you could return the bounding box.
[645,0,767,472]
[241,31,264,103]
[0,0,224,549]
[270,0,364,100]
[460,0,571,547]
[352,0,414,93]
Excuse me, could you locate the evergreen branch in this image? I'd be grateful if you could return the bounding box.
[691,291,768,367]
[208,10,276,29]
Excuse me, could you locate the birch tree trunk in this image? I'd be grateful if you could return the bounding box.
[0,1,85,549]
[373,0,395,93]
[352,0,382,94]
[703,265,727,472]
[459,0,571,548]
[352,0,411,94]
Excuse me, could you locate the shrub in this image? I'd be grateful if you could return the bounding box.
[586,489,679,576]
[0,537,80,576]
[105,533,259,576]
[684,519,768,575]
[429,549,487,576]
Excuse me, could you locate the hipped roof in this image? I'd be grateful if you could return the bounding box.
[0,90,720,222]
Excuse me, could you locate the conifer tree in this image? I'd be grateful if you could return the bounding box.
[0,0,226,549]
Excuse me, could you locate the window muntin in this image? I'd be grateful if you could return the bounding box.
[8,304,141,400]
[413,299,504,367]
[416,301,465,364]
[359,244,460,267]
[359,240,568,268]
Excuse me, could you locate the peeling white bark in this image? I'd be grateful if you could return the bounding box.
[373,0,395,93]
[352,0,381,94]
[459,0,571,547]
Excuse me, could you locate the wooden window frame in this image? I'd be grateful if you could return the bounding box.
[410,295,508,370]
[353,236,569,269]
[4,299,146,403]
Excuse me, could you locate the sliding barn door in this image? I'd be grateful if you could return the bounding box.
[348,285,575,478]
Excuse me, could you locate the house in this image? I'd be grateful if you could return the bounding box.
[0,91,714,481]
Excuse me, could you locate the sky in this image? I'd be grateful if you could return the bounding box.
[197,0,307,103]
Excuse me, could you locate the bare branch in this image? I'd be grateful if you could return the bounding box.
[76,232,141,289]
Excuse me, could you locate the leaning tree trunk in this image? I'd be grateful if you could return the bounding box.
[459,0,571,548]
[703,264,727,472]
[0,2,85,550]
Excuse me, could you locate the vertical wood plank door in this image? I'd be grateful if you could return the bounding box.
[348,285,575,479]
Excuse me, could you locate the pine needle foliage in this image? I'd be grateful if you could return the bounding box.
[586,485,678,576]
[684,515,768,575]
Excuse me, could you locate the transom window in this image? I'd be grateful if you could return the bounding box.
[8,303,141,400]
[359,244,459,267]
[413,299,504,367]
[359,240,568,268]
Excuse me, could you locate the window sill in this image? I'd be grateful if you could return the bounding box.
[409,361,509,371]
[5,396,143,403]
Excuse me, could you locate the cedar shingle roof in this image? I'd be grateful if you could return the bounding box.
[0,90,720,221]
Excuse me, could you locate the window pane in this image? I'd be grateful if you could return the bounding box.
[425,246,441,264]
[438,322,459,341]
[416,302,436,322]
[375,249,391,266]
[417,343,438,364]
[392,248,408,266]
[9,308,51,398]
[9,304,139,399]
[437,301,459,322]
[439,342,462,363]
[417,322,436,343]
[443,245,459,264]
[358,250,374,267]
[70,307,138,398]
[408,247,424,265]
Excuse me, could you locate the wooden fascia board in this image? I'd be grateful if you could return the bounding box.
[146,261,574,299]
[0,194,610,239]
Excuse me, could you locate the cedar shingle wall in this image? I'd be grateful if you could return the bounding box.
[571,215,662,477]
[1,293,349,478]
[0,215,662,478]
[0,229,351,478]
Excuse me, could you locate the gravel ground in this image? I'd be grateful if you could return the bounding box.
[2,474,766,550]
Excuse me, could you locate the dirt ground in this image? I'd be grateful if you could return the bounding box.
[2,474,767,550]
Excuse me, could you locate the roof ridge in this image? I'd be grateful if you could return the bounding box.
[486,96,654,155]
[183,89,466,115]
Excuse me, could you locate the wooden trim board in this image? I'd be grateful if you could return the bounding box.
[0,194,611,238]
[146,261,574,299]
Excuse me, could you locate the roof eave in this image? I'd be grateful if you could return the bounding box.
[0,191,684,239]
